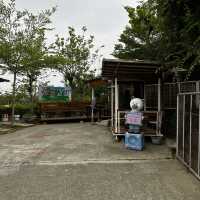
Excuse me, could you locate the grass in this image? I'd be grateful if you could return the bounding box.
[0,124,27,135]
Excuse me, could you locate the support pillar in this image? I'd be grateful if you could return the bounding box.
[144,85,146,111]
[91,87,95,123]
[158,78,161,135]
[111,84,114,129]
[115,77,119,133]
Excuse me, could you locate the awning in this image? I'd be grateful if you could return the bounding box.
[102,58,161,83]
[86,78,108,88]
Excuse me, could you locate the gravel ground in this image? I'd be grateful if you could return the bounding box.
[0,123,199,200]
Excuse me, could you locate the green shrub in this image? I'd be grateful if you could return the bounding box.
[0,105,11,114]
[0,104,38,116]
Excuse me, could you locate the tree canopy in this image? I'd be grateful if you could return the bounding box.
[0,0,57,123]
[51,26,101,98]
[113,0,200,80]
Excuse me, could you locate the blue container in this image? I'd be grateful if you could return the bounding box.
[124,132,144,151]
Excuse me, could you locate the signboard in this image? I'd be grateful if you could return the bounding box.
[125,112,142,125]
[39,86,71,102]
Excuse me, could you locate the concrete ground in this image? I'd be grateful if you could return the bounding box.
[0,123,199,200]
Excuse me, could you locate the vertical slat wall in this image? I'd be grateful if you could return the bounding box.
[144,84,158,110]
[163,83,179,109]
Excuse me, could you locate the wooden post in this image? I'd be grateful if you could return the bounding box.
[115,77,119,133]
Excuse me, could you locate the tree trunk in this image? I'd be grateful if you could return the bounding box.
[67,77,75,99]
[28,76,34,114]
[11,72,17,126]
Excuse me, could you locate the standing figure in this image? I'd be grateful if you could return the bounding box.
[125,97,144,150]
[126,97,143,133]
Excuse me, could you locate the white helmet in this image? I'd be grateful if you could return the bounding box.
[130,97,143,111]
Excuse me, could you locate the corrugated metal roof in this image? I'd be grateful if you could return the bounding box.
[102,58,161,83]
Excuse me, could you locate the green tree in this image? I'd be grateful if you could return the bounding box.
[52,26,101,99]
[20,7,55,107]
[113,0,161,61]
[114,0,200,80]
[0,0,56,123]
[0,0,27,125]
[156,0,200,79]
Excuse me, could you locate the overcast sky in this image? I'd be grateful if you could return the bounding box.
[1,0,139,92]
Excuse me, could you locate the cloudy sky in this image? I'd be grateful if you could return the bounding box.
[1,0,139,91]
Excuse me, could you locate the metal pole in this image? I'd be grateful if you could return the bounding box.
[158,78,161,135]
[176,95,179,157]
[91,87,94,123]
[111,84,114,128]
[183,95,185,160]
[189,95,192,167]
[178,82,181,93]
[115,78,119,133]
[198,94,200,176]
[196,81,200,92]
[158,78,161,112]
[144,85,146,111]
[117,84,119,133]
[118,109,120,133]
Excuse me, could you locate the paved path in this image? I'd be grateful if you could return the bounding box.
[0,123,199,199]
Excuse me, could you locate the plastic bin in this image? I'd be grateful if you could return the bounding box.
[124,132,144,151]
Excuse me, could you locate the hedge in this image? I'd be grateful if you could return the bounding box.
[0,104,38,116]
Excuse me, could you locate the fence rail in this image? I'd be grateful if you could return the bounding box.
[145,81,200,110]
[177,92,200,180]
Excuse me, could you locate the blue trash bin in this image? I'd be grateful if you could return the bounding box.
[124,132,144,151]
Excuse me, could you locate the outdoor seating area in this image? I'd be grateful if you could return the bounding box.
[100,58,200,180]
[1,0,200,198]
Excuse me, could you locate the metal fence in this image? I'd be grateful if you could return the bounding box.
[177,92,200,180]
[144,84,158,110]
[145,81,200,110]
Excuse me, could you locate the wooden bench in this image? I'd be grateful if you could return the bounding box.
[39,101,91,120]
[115,110,161,136]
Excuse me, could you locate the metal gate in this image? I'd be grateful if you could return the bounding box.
[177,92,200,180]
